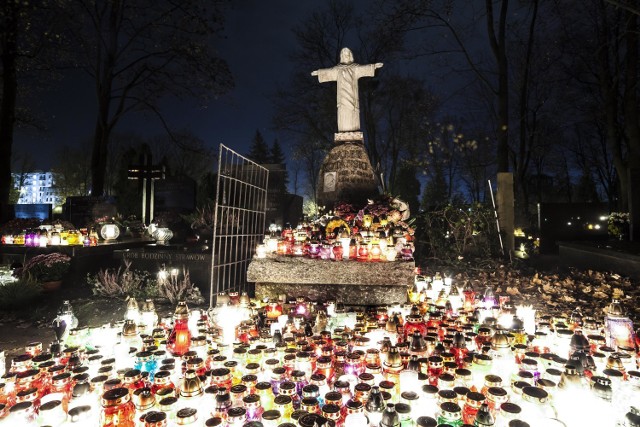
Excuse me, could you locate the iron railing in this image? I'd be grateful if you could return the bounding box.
[209,144,268,306]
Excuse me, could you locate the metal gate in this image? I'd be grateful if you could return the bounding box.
[209,144,269,307]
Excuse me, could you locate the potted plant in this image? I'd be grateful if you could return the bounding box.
[14,252,72,291]
[183,203,215,242]
[123,215,146,238]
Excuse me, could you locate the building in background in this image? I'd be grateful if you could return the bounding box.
[13,171,58,205]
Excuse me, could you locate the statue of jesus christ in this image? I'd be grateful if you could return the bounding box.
[312,47,383,133]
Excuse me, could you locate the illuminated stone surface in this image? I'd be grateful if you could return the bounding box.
[247,255,414,305]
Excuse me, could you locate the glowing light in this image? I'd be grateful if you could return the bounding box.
[386,248,397,261]
[125,297,140,324]
[516,305,537,335]
[399,370,420,394]
[498,312,514,330]
[256,244,267,258]
[482,285,496,310]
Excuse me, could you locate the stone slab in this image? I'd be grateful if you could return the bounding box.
[0,239,151,286]
[334,131,364,142]
[559,241,640,281]
[248,256,413,305]
[254,282,407,306]
[247,255,415,286]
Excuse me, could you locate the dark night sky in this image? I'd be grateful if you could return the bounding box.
[14,0,472,173]
[14,1,319,170]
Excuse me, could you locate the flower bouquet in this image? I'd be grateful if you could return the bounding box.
[608,212,629,240]
[15,252,72,283]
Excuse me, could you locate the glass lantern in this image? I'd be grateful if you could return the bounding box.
[100,224,120,241]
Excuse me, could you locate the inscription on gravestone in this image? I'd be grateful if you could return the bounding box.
[115,249,211,294]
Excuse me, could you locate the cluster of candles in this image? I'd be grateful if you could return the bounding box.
[0,227,99,247]
[255,223,414,262]
[1,281,639,427]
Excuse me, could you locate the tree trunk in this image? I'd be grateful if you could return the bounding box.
[487,0,510,173]
[89,0,122,196]
[0,2,18,222]
[623,7,640,240]
[597,0,628,211]
[91,123,109,196]
[487,0,513,254]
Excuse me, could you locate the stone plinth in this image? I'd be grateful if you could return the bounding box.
[317,142,378,209]
[247,255,414,305]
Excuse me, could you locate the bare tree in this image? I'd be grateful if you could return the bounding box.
[52,145,92,203]
[555,0,640,238]
[65,0,233,196]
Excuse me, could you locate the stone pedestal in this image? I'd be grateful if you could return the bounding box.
[247,255,414,306]
[316,141,378,210]
[497,172,515,254]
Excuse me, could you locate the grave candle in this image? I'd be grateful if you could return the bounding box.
[167,301,191,357]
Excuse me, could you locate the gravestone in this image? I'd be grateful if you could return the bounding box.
[316,142,378,209]
[154,176,196,214]
[11,204,51,221]
[114,247,211,295]
[63,196,117,228]
[538,202,609,253]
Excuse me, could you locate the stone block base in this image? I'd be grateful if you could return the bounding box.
[255,282,407,306]
[247,256,414,306]
[335,131,364,142]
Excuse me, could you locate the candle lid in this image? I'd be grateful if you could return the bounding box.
[176,408,198,425]
[102,387,131,407]
[274,394,292,406]
[416,416,437,427]
[9,401,32,414]
[421,384,438,396]
[65,405,91,424]
[395,403,411,414]
[39,400,62,412]
[133,387,155,410]
[299,414,324,427]
[204,418,224,427]
[500,402,522,415]
[227,407,246,419]
[438,389,457,401]
[261,409,282,421]
[521,386,548,404]
[144,411,167,426]
[487,387,508,398]
[439,401,461,417]
[466,391,485,403]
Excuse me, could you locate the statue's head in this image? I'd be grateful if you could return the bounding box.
[340,48,354,64]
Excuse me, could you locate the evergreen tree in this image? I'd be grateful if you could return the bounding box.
[270,139,286,164]
[248,130,270,164]
[574,167,600,203]
[421,164,448,210]
[393,164,420,215]
[270,139,289,193]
